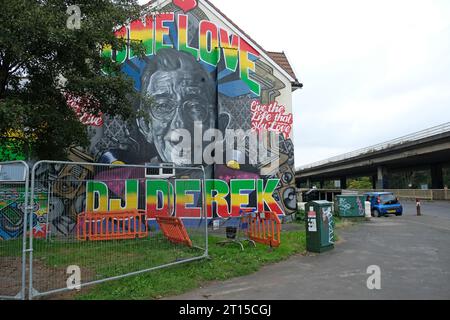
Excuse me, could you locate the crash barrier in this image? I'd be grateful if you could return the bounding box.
[25,160,207,300]
[244,211,281,248]
[77,210,148,241]
[156,216,192,248]
[0,161,29,300]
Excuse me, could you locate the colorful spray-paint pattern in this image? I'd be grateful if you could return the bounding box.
[102,10,261,96]
[0,0,298,238]
[85,179,282,219]
[0,185,48,240]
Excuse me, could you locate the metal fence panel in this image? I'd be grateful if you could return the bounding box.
[28,161,207,299]
[0,161,29,300]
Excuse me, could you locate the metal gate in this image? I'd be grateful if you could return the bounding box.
[0,161,29,300]
[27,161,208,299]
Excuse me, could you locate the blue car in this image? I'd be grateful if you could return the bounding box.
[364,192,403,217]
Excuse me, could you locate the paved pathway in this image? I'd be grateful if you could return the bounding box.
[168,201,450,300]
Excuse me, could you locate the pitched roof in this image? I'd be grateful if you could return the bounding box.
[144,0,300,83]
[266,51,298,81]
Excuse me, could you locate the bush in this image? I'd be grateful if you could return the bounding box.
[296,209,305,222]
[347,177,372,189]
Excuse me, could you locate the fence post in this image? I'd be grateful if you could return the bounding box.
[0,161,30,300]
[22,161,30,300]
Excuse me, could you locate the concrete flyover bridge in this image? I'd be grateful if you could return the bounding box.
[296,122,450,190]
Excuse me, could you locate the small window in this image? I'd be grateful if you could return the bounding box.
[145,164,175,178]
[145,167,160,176]
[162,167,175,175]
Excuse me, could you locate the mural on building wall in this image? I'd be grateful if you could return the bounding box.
[84,178,283,218]
[0,0,298,238]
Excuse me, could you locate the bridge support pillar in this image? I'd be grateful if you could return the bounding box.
[340,177,347,190]
[376,166,388,189]
[431,164,444,189]
[306,178,311,189]
[371,174,378,189]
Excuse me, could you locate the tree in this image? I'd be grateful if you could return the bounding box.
[0,0,147,160]
[347,177,373,190]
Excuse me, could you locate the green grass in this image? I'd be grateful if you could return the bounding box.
[1,219,359,300]
[72,231,306,300]
[31,234,203,277]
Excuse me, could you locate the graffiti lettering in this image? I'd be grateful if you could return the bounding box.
[251,100,293,139]
[338,198,352,216]
[65,93,104,127]
[86,179,283,218]
[102,13,261,95]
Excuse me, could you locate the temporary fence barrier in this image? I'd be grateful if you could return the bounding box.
[77,210,148,241]
[156,216,193,248]
[245,211,281,248]
[27,160,207,300]
[0,161,29,300]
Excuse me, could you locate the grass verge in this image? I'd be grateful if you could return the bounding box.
[2,215,359,300]
[73,230,306,300]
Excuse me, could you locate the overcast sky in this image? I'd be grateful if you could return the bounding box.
[141,0,450,169]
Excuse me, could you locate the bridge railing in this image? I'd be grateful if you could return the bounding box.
[297,122,450,171]
[297,189,450,202]
[345,189,445,201]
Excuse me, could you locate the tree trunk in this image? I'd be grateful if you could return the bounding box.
[0,67,8,99]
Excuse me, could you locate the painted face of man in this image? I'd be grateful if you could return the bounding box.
[145,69,215,164]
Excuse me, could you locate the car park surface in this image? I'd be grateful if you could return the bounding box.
[168,201,450,300]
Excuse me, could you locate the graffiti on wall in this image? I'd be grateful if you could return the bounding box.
[0,185,48,240]
[92,0,297,214]
[85,178,283,219]
[251,100,293,139]
[1,0,298,239]
[102,10,261,96]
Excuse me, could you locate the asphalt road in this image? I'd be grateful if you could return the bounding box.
[168,201,450,300]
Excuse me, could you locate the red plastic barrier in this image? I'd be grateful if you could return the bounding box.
[244,211,281,248]
[77,210,148,241]
[155,216,193,248]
